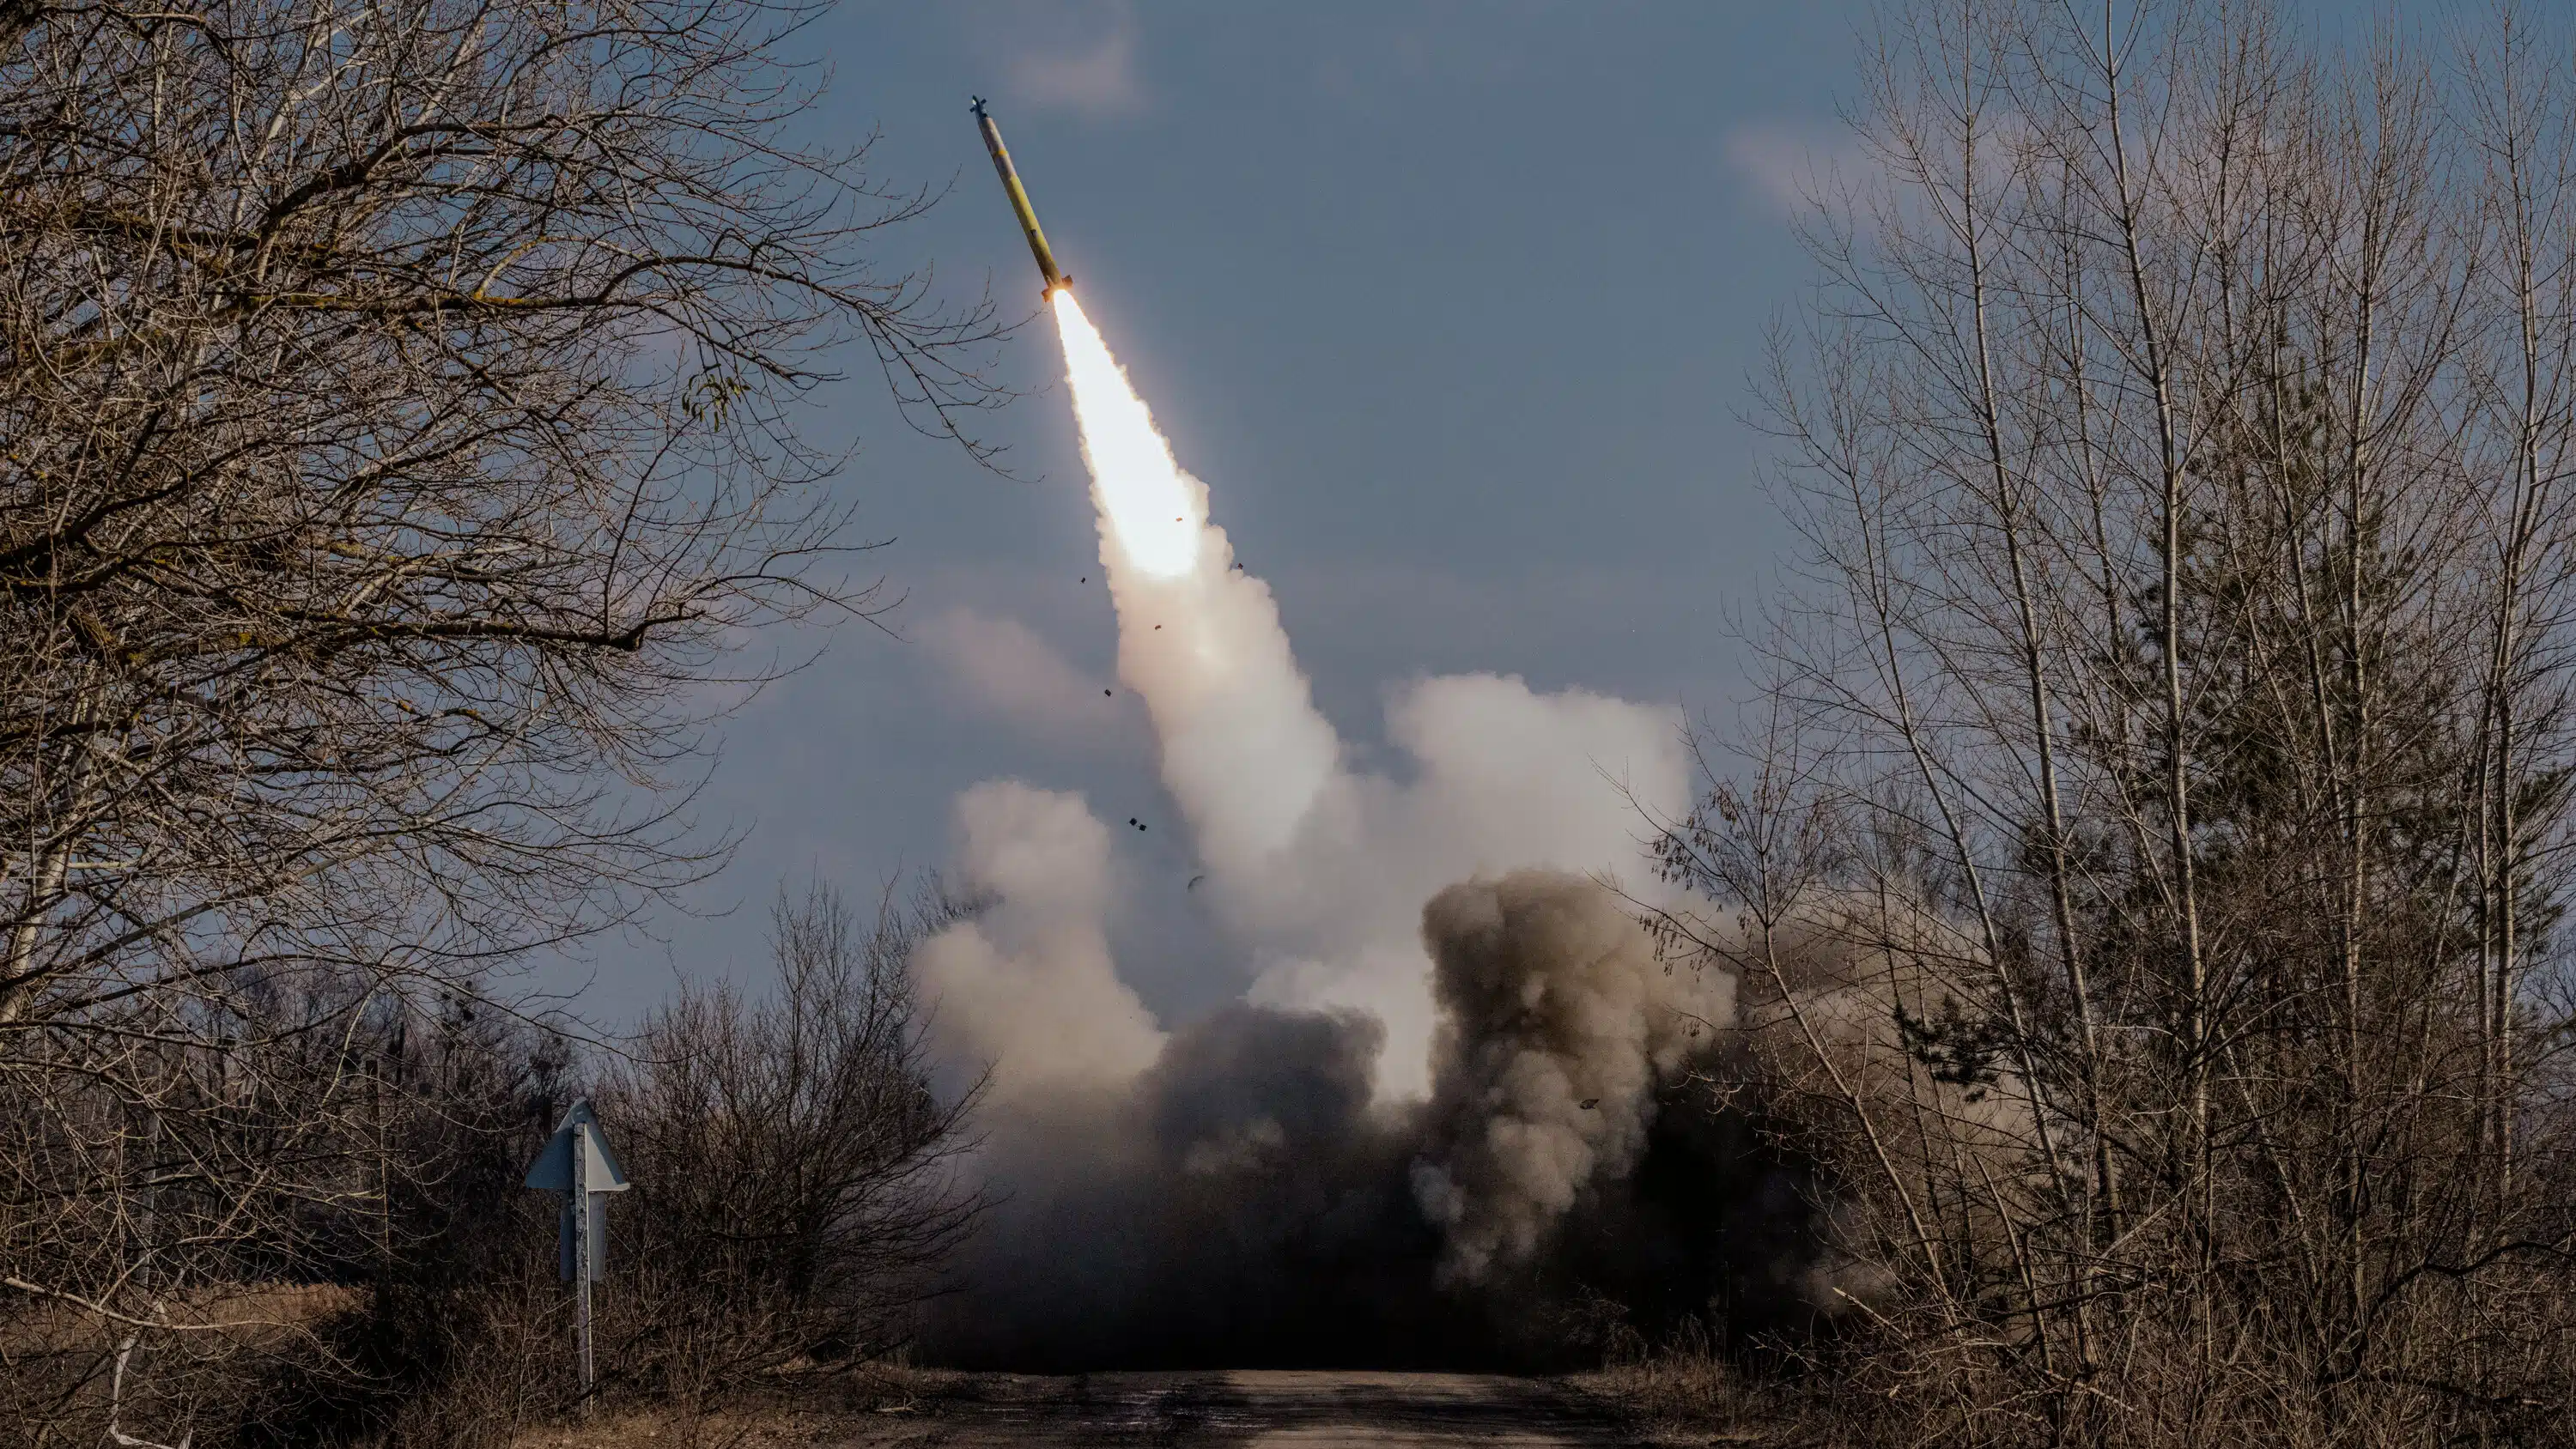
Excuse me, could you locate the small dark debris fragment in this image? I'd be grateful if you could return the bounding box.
[1104,689,1113,696]
[1579,1099,1601,1111]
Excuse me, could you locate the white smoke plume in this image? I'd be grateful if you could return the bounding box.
[909,779,1162,1106]
[907,295,1776,1357]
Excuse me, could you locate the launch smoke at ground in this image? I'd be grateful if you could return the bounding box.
[908,294,1820,1367]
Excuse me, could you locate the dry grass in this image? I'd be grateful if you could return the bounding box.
[1568,1320,1791,1447]
[492,1369,984,1449]
[1,1282,358,1355]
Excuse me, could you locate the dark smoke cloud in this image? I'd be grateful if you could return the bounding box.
[1413,873,1737,1283]
[920,871,1823,1371]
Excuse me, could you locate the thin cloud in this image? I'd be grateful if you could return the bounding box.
[1722,118,1868,219]
[964,0,1145,118]
[921,606,1122,743]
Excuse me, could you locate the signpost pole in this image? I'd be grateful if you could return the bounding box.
[524,1099,627,1418]
[574,1121,595,1413]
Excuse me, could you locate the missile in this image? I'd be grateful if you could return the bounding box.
[971,98,1072,297]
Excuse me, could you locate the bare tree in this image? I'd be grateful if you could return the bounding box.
[597,881,978,1401]
[1656,3,2576,1444]
[0,0,1003,1438]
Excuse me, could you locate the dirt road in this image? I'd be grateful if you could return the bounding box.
[841,1369,1643,1446]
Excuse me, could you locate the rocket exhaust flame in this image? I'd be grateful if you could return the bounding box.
[1053,292,1202,580]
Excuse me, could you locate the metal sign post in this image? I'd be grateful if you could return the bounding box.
[524,1099,630,1412]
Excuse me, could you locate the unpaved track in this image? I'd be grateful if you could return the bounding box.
[843,1370,1639,1446]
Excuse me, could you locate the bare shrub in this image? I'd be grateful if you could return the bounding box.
[593,882,977,1404]
[189,882,972,1446]
[1589,1317,1750,1434]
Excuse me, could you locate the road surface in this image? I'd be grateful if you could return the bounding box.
[844,1370,1645,1446]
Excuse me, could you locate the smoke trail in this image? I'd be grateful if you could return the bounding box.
[1046,291,1683,1095]
[905,296,1815,1367]
[1052,290,1341,882]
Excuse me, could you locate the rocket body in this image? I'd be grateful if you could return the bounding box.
[972,100,1071,296]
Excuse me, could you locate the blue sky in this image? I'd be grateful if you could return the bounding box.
[547,0,2415,1024]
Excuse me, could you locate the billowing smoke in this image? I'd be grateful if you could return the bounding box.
[908,295,1816,1367]
[911,779,1162,1106]
[1413,873,1737,1285]
[920,864,1811,1368]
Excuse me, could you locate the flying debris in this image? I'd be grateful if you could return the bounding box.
[1188,874,1206,891]
[971,98,1072,297]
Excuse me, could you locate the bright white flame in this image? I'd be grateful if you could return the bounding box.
[1054,291,1201,579]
